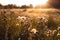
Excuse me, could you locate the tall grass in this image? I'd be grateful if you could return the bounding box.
[0,9,60,40]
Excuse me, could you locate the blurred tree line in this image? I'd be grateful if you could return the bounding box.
[0,0,60,9]
[0,4,33,9]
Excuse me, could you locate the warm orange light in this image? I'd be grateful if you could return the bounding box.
[0,0,48,6]
[30,0,48,7]
[38,0,48,4]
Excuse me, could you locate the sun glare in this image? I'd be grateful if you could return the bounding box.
[38,0,48,4]
[0,0,48,7]
[32,0,48,7]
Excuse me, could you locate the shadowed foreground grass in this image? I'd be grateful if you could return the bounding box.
[0,9,60,40]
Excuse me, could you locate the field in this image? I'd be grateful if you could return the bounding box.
[0,8,60,40]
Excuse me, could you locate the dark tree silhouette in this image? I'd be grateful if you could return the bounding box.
[48,0,60,8]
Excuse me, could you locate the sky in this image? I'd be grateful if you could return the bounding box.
[0,0,48,6]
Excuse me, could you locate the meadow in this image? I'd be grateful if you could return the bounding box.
[0,8,60,40]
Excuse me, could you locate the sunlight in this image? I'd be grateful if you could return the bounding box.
[30,0,48,7]
[0,0,48,6]
[38,0,48,4]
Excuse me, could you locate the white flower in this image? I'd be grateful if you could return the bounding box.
[31,28,37,34]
